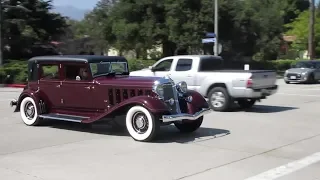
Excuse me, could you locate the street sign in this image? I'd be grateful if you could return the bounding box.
[205,32,216,37]
[202,38,216,43]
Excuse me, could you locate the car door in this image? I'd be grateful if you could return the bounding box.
[314,62,320,80]
[151,58,174,77]
[169,58,197,90]
[60,63,95,111]
[38,62,63,109]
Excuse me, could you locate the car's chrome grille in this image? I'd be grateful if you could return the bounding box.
[287,73,301,80]
[162,83,181,114]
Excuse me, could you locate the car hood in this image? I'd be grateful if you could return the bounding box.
[287,68,313,74]
[130,68,150,74]
[94,75,163,87]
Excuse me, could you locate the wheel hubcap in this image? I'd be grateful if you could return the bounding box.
[132,112,149,134]
[210,92,225,108]
[24,102,35,120]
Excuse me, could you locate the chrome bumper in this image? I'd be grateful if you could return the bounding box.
[10,99,17,107]
[162,108,213,123]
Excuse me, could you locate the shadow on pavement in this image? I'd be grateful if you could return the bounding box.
[40,120,230,143]
[241,105,298,113]
[155,126,230,144]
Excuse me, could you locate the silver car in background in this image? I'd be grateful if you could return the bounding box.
[284,60,320,84]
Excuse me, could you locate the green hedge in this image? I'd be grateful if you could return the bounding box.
[0,58,316,84]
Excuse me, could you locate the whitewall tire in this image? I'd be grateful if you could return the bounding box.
[126,105,159,142]
[20,97,41,126]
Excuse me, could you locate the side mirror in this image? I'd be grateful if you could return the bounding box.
[150,66,155,72]
[76,76,81,81]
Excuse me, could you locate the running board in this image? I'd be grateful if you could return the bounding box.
[39,113,89,123]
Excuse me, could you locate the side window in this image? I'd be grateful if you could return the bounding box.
[315,62,320,69]
[153,59,173,71]
[64,64,89,81]
[39,64,60,80]
[198,57,223,71]
[175,59,193,71]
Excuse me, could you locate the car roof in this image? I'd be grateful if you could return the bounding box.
[28,55,127,63]
[163,54,222,59]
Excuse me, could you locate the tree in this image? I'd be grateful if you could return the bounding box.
[285,10,320,56]
[2,0,68,59]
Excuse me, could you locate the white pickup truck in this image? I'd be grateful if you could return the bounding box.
[129,55,278,112]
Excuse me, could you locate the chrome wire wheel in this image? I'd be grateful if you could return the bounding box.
[20,97,41,126]
[132,112,149,134]
[24,101,35,120]
[210,91,225,108]
[126,105,159,142]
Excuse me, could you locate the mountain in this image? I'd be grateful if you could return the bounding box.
[52,5,90,21]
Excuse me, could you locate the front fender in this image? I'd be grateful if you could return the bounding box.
[14,89,40,112]
[185,90,209,114]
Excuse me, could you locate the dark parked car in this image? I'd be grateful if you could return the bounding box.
[10,55,212,142]
[284,60,320,84]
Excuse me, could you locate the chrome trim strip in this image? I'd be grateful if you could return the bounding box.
[39,115,83,122]
[162,108,213,122]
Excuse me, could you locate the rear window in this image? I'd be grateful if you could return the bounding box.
[198,57,223,71]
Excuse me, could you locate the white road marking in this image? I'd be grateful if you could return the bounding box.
[277,93,320,97]
[244,152,320,180]
[281,88,320,91]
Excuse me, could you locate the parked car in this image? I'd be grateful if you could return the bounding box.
[130,55,278,112]
[284,60,320,84]
[9,55,212,142]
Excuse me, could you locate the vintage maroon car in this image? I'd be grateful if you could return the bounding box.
[10,55,212,142]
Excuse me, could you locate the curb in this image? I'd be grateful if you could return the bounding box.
[0,84,26,88]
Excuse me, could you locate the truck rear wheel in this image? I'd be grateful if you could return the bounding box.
[208,87,232,112]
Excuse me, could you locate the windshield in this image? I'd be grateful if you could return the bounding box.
[294,61,317,69]
[90,62,128,77]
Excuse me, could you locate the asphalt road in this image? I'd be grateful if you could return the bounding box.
[0,80,319,180]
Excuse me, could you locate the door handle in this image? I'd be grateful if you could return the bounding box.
[56,84,61,88]
[84,86,91,90]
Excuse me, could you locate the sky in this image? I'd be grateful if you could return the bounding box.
[52,0,100,10]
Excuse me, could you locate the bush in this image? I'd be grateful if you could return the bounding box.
[0,60,28,84]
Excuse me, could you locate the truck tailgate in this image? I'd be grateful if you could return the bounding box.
[250,70,277,89]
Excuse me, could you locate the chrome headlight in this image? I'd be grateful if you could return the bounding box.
[176,81,188,93]
[153,84,164,97]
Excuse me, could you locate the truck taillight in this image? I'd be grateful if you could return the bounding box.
[246,78,253,88]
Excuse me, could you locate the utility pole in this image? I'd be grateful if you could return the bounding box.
[214,0,219,56]
[0,1,3,67]
[308,0,315,60]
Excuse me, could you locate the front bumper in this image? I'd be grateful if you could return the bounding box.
[162,108,213,123]
[284,76,308,82]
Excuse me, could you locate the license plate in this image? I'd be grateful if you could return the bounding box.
[290,76,296,79]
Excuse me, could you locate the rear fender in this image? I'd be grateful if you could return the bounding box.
[83,95,170,123]
[14,89,41,112]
